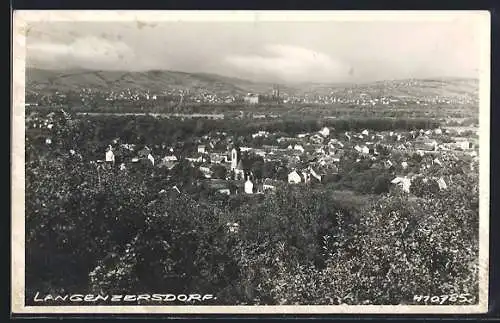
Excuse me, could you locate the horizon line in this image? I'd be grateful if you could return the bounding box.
[25,65,479,87]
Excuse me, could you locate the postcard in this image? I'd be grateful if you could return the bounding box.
[11,10,490,314]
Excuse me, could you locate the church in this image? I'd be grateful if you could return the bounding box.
[230,146,245,181]
[229,144,257,194]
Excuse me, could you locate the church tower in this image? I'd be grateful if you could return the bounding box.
[230,146,241,171]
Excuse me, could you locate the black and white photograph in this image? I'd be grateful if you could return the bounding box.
[11,10,490,314]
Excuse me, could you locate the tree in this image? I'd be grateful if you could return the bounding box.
[211,165,228,179]
[373,174,391,194]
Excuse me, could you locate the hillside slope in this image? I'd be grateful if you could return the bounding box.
[26,68,479,99]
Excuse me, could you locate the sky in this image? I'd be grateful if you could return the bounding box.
[25,17,485,84]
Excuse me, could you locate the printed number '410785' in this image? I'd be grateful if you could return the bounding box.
[413,294,475,305]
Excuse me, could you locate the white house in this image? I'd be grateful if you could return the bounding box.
[163,155,178,162]
[105,147,115,164]
[218,188,231,195]
[199,166,212,178]
[454,140,471,150]
[391,176,411,193]
[147,153,155,166]
[437,177,448,190]
[401,161,408,169]
[45,138,52,145]
[244,179,254,194]
[263,178,277,192]
[288,170,302,184]
[361,129,369,136]
[319,127,330,137]
[226,222,240,233]
[198,145,206,154]
[293,144,305,153]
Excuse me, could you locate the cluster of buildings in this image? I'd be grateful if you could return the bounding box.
[26,76,477,109]
[93,124,478,197]
[27,107,478,199]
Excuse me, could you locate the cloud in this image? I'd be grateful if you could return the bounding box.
[27,36,136,70]
[225,44,351,83]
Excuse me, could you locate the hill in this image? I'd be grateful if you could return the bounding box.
[25,68,479,99]
[25,68,288,95]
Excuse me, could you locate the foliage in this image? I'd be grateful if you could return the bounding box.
[24,111,479,306]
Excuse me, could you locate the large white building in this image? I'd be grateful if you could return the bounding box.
[244,94,259,105]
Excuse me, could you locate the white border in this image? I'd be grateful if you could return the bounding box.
[11,10,491,315]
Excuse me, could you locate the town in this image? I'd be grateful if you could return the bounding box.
[26,107,479,199]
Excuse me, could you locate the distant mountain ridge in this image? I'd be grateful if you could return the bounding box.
[26,67,479,99]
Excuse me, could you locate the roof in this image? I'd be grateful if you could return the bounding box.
[236,159,244,170]
[138,148,151,157]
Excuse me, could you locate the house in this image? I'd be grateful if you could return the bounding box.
[301,171,311,184]
[138,146,152,158]
[209,153,225,164]
[218,188,231,195]
[186,156,203,163]
[355,145,370,154]
[414,137,437,151]
[244,93,259,104]
[391,176,411,193]
[162,155,178,162]
[361,129,369,136]
[288,170,302,184]
[437,177,448,190]
[244,178,254,194]
[263,178,277,192]
[105,146,115,164]
[310,134,324,144]
[198,145,206,154]
[226,222,240,233]
[401,161,408,169]
[158,160,178,170]
[293,144,305,153]
[252,131,269,138]
[45,138,52,145]
[199,166,213,178]
[319,127,330,137]
[452,139,472,150]
[147,154,155,166]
